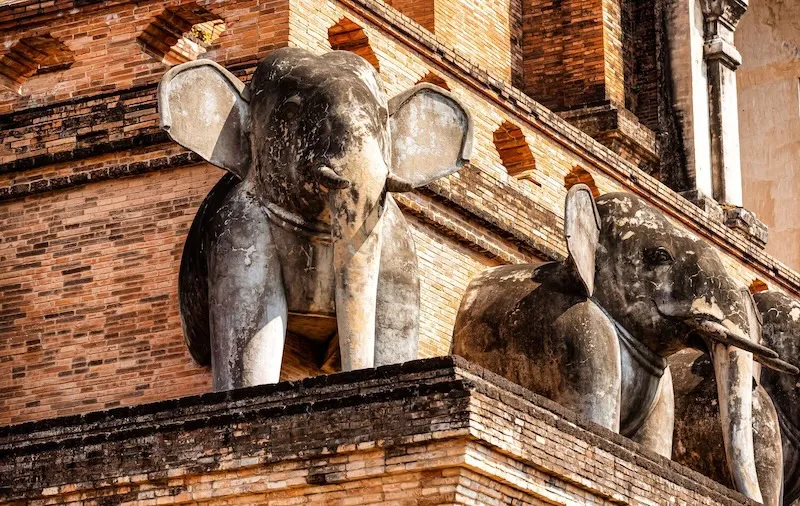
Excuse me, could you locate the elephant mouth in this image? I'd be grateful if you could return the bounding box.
[687,316,799,374]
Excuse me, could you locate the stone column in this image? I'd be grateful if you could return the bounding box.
[700,0,747,206]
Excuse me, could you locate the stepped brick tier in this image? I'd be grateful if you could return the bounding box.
[1,357,759,506]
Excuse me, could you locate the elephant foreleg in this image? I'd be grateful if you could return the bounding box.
[375,196,420,366]
[629,367,674,458]
[334,214,383,371]
[208,188,288,390]
[551,300,622,431]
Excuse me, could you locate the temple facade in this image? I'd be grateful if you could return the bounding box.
[1,0,799,504]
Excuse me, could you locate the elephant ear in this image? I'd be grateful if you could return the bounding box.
[158,59,251,179]
[564,184,601,297]
[387,83,473,190]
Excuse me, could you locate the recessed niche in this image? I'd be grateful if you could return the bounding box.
[138,4,226,66]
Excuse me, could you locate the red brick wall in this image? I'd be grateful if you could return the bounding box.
[521,0,624,111]
[384,0,434,32]
[0,163,216,423]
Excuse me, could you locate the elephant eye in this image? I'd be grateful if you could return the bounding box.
[644,247,674,266]
[280,96,302,120]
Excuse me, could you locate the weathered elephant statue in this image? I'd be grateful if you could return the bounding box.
[673,289,800,506]
[451,185,793,503]
[158,48,472,390]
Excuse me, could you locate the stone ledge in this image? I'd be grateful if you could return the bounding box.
[558,103,659,169]
[724,206,768,247]
[0,356,757,505]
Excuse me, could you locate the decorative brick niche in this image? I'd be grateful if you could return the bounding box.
[0,35,74,95]
[493,121,539,184]
[564,165,600,198]
[416,71,450,90]
[328,18,380,71]
[749,278,769,294]
[137,4,226,66]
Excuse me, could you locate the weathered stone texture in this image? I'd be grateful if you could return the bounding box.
[0,357,762,505]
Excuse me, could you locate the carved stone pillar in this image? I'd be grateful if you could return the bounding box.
[700,0,747,206]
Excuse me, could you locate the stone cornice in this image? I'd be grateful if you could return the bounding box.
[0,357,761,506]
[700,0,748,35]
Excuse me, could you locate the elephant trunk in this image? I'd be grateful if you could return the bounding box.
[325,140,389,372]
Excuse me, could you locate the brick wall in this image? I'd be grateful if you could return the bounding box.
[0,0,289,115]
[384,0,434,31]
[521,0,613,111]
[1,0,799,428]
[621,0,659,131]
[0,358,760,506]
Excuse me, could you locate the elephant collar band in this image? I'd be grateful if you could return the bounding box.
[263,201,333,242]
[262,198,385,250]
[603,308,668,377]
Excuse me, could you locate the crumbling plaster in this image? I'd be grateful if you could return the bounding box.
[738,0,800,270]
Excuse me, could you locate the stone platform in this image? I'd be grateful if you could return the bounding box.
[0,357,754,505]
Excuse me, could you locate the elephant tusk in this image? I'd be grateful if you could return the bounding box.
[755,354,800,375]
[695,319,780,359]
[317,165,351,189]
[385,173,415,193]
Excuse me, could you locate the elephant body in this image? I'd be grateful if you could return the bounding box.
[673,290,800,505]
[452,187,792,503]
[159,48,472,390]
[452,261,673,452]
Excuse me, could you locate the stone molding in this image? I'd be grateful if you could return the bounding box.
[0,357,760,506]
[699,0,748,34]
[704,38,743,70]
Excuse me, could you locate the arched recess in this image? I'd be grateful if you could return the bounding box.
[0,35,74,94]
[564,165,600,198]
[416,71,450,91]
[138,4,226,66]
[328,18,380,72]
[493,121,539,184]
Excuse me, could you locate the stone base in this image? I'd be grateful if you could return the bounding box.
[1,357,756,505]
[559,103,659,170]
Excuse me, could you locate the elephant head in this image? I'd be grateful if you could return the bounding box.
[671,287,792,506]
[591,193,788,501]
[158,49,472,373]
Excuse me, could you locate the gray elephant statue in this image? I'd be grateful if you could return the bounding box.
[673,289,800,506]
[158,48,473,390]
[451,185,794,504]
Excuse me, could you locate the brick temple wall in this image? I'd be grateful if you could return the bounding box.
[1,0,798,429]
[0,357,762,506]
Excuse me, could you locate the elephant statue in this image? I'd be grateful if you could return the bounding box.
[158,48,473,390]
[451,185,794,503]
[673,289,800,506]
